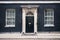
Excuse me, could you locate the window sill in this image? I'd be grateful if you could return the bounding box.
[5,25,15,27]
[44,24,54,27]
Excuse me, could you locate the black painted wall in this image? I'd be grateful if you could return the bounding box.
[0,0,60,1]
[0,4,60,33]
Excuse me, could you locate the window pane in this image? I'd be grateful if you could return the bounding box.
[47,17,53,21]
[44,21,47,24]
[44,17,47,20]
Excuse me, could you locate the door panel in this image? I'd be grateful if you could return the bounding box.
[26,16,34,33]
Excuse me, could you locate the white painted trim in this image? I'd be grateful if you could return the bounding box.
[21,5,39,8]
[0,32,60,38]
[26,15,34,16]
[22,7,37,34]
[5,25,15,27]
[0,1,60,4]
[44,24,54,27]
[22,8,25,33]
[34,8,37,33]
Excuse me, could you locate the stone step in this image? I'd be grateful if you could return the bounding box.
[0,38,60,40]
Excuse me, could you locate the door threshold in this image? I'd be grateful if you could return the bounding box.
[22,32,37,35]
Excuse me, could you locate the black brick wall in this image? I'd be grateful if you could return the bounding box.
[0,4,60,33]
[0,0,60,1]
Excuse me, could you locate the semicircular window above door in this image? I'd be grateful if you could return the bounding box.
[26,12,34,16]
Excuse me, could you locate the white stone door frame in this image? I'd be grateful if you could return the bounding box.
[21,5,39,34]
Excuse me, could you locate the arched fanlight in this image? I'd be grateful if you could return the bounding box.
[26,12,34,16]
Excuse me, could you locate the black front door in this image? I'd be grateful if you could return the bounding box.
[26,16,34,33]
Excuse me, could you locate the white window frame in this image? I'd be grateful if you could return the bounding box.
[5,9,16,27]
[44,9,54,27]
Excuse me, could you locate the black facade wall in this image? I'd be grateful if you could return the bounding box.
[54,4,60,31]
[0,0,60,1]
[0,4,60,33]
